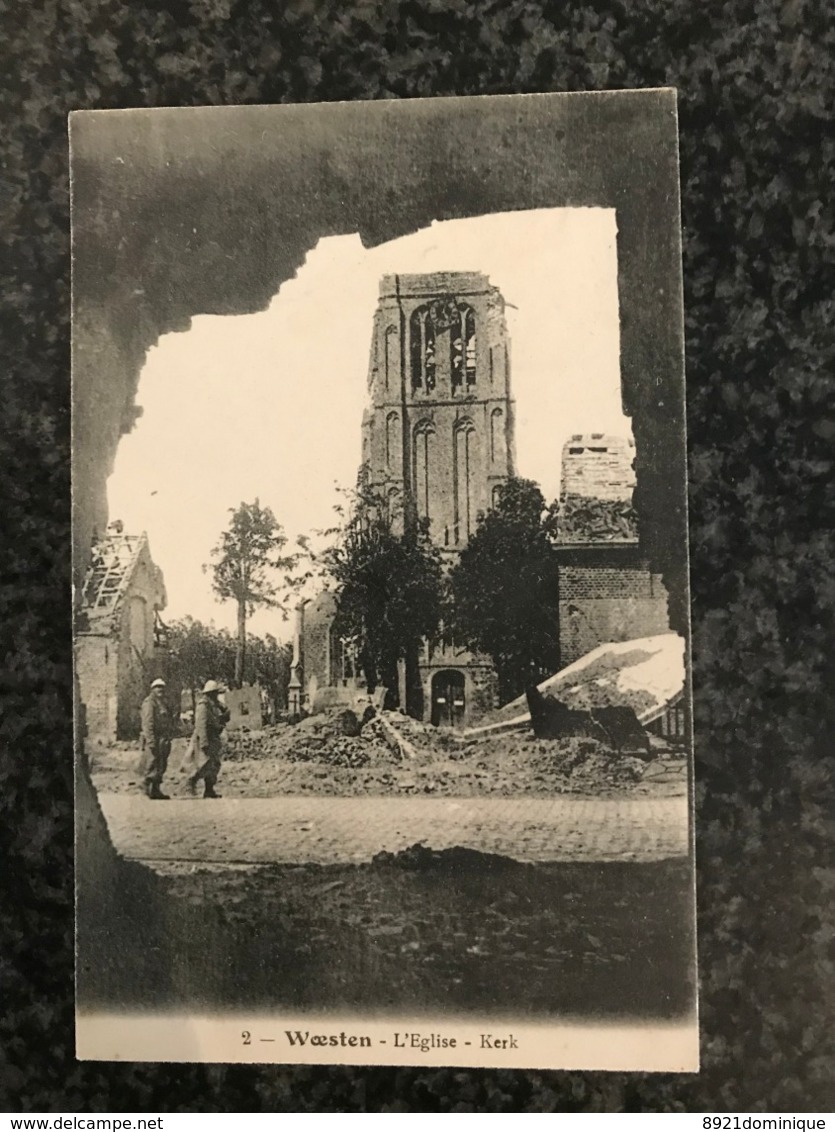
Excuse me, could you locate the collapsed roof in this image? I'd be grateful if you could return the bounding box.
[488,632,686,729]
[77,528,166,632]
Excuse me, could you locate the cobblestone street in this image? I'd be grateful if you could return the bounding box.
[98,792,689,867]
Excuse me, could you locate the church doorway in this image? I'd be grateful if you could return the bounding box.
[431,669,466,728]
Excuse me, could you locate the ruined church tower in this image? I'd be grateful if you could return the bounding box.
[304,273,517,723]
[361,272,516,552]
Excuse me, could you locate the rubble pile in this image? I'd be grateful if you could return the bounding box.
[359,715,408,759]
[534,736,649,789]
[282,735,374,770]
[568,751,646,790]
[222,726,290,760]
[559,675,657,718]
[93,719,684,798]
[221,709,653,790]
[368,711,473,757]
[92,700,684,799]
[371,842,529,872]
[444,732,649,792]
[223,709,398,769]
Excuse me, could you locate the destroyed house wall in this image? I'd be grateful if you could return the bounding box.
[76,533,168,744]
[557,547,670,668]
[555,430,669,668]
[75,636,116,751]
[303,592,336,699]
[115,549,168,738]
[561,434,636,502]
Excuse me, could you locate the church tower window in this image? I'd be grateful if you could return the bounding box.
[384,324,397,393]
[490,407,505,464]
[454,419,477,543]
[413,420,435,528]
[386,485,402,534]
[385,411,400,471]
[451,304,476,390]
[410,308,436,392]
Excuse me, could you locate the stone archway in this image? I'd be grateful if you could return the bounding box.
[431,669,466,728]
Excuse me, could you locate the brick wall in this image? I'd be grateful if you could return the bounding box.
[557,548,670,667]
[560,563,663,601]
[75,635,116,749]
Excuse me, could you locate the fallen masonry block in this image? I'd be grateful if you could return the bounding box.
[526,686,652,759]
[373,713,421,761]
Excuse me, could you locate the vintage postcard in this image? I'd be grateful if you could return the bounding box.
[71,91,697,1071]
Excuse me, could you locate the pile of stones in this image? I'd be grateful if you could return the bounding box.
[223,707,397,768]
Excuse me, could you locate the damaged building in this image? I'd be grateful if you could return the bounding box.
[303,271,517,726]
[561,433,637,500]
[556,435,670,666]
[74,522,168,747]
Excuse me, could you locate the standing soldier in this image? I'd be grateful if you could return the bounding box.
[187,680,231,798]
[139,677,173,800]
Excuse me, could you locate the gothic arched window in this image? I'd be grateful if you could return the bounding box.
[411,300,476,394]
[454,419,477,543]
[385,411,400,472]
[413,421,435,528]
[386,485,402,535]
[491,484,503,511]
[384,324,397,393]
[410,308,436,392]
[490,407,505,464]
[451,304,476,390]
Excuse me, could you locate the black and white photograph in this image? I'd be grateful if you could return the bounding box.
[71,91,696,1071]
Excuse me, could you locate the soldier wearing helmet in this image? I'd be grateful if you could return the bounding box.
[187,679,231,798]
[139,677,173,800]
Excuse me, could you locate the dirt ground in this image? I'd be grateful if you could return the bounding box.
[82,711,693,1023]
[78,851,696,1021]
[92,709,688,800]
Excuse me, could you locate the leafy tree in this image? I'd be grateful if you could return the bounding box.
[207,500,299,687]
[246,632,292,712]
[319,475,444,710]
[450,477,561,704]
[167,617,291,715]
[166,617,236,699]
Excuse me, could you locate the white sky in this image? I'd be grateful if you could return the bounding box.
[108,208,631,639]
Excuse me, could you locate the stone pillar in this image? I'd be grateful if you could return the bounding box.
[288,600,307,721]
[397,657,407,714]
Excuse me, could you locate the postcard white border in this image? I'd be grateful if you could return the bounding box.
[77,1011,698,1072]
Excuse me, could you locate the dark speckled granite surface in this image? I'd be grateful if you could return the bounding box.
[1,0,833,1113]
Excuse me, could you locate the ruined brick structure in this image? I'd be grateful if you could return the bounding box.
[305,271,516,725]
[556,437,670,666]
[557,546,670,667]
[74,524,168,747]
[300,591,366,713]
[561,433,636,501]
